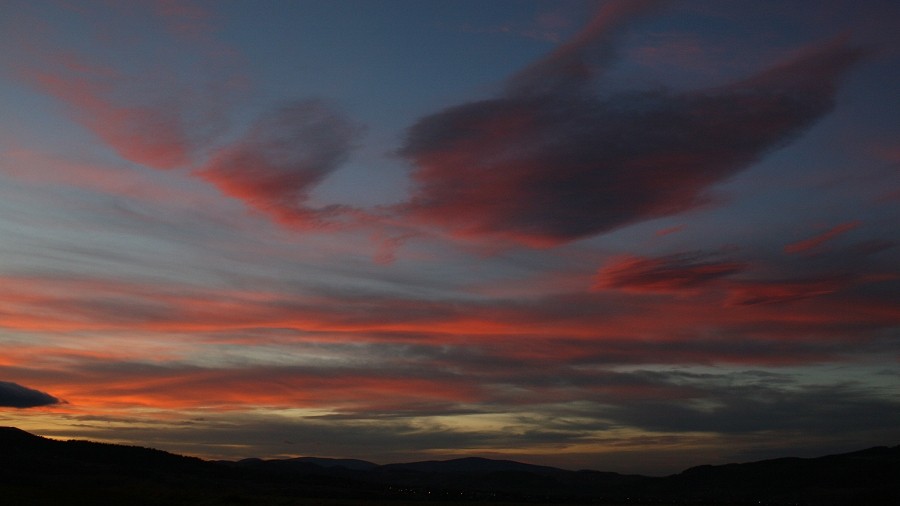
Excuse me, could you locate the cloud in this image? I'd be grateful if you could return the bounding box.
[594,252,745,293]
[8,2,239,171]
[606,372,900,435]
[726,277,849,306]
[19,359,900,473]
[784,220,862,254]
[198,100,361,227]
[0,381,59,408]
[8,3,359,231]
[655,225,686,237]
[25,61,196,169]
[0,148,220,210]
[399,1,865,246]
[45,361,480,412]
[151,0,218,41]
[505,0,661,97]
[2,268,895,363]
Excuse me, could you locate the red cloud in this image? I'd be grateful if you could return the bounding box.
[0,148,223,210]
[197,100,361,228]
[594,253,745,293]
[655,225,686,237]
[400,4,864,246]
[726,278,848,306]
[507,0,661,97]
[784,221,862,254]
[26,64,194,169]
[10,2,238,171]
[2,259,897,391]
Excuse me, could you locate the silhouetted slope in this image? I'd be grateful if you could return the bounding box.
[0,426,208,477]
[0,427,389,505]
[0,426,52,448]
[351,456,641,501]
[293,456,379,470]
[383,456,562,474]
[1,427,898,505]
[646,445,900,505]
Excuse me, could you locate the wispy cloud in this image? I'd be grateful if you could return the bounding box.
[198,100,362,228]
[24,57,197,169]
[594,253,745,293]
[726,277,848,306]
[785,220,862,254]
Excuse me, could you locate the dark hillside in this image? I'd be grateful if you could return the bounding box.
[645,445,900,505]
[1,427,897,505]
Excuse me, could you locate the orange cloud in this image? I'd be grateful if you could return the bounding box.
[18,361,482,414]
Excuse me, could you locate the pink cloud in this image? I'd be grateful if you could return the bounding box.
[656,225,686,237]
[784,221,862,254]
[726,278,849,306]
[507,0,662,96]
[8,2,240,171]
[0,148,220,208]
[197,100,362,228]
[152,0,218,41]
[22,56,196,170]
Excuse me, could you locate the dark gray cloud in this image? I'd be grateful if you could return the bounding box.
[400,5,864,246]
[198,99,361,227]
[604,372,900,435]
[0,381,59,408]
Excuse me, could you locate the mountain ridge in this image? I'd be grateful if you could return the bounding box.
[1,426,898,505]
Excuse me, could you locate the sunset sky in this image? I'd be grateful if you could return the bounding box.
[1,0,898,475]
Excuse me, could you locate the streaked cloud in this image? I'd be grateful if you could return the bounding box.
[594,253,745,293]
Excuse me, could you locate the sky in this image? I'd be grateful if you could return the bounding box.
[0,0,898,476]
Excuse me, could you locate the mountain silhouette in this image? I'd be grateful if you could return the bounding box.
[291,456,379,471]
[1,426,897,505]
[381,456,563,474]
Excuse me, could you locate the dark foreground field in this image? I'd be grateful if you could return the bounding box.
[2,427,898,505]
